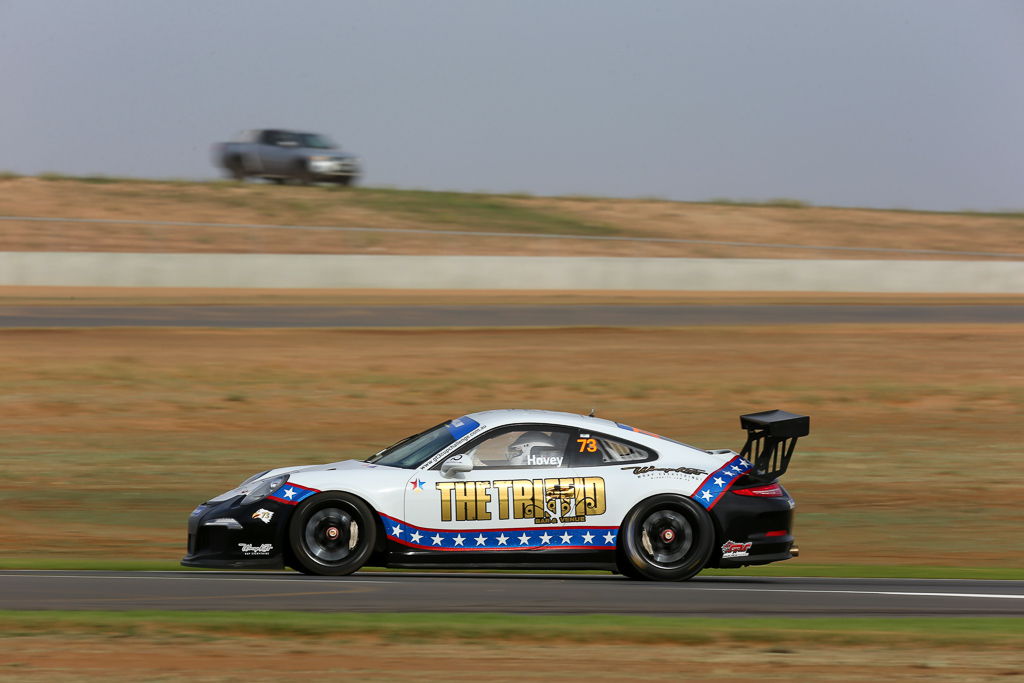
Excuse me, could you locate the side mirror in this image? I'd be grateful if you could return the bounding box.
[440,454,473,478]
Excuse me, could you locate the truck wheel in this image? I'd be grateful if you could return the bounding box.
[293,162,314,186]
[226,156,246,181]
[617,495,713,581]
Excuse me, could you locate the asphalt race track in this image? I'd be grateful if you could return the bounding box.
[2,571,1022,616]
[1,304,1023,327]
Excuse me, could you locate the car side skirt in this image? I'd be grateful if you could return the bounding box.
[382,546,618,570]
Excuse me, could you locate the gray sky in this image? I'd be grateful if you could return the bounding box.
[2,1,1021,211]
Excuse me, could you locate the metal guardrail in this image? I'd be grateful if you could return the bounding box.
[1,215,1022,259]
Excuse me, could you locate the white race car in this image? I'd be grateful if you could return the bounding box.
[183,408,808,581]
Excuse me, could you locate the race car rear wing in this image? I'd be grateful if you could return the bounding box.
[738,409,810,482]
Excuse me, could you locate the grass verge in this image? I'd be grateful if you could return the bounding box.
[1,610,1022,647]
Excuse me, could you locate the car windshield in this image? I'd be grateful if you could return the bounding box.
[297,133,336,149]
[365,416,480,468]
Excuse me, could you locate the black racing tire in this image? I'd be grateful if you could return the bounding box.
[616,494,714,581]
[287,562,317,575]
[615,562,646,580]
[287,492,377,576]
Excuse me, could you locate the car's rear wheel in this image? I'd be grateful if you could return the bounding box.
[288,492,377,576]
[617,495,713,581]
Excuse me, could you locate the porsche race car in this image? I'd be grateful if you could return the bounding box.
[182,408,808,581]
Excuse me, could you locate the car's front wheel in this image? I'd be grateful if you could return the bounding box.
[288,492,377,576]
[617,495,713,581]
[292,161,315,186]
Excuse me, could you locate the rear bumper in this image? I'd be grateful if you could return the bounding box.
[707,485,797,568]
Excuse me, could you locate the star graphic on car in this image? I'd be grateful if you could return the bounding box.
[700,490,713,501]
[581,532,595,544]
[496,534,509,546]
[603,532,615,544]
[391,524,403,537]
[283,488,297,499]
[475,534,488,546]
[539,533,552,545]
[408,479,427,491]
[517,533,531,545]
[559,532,573,544]
[453,534,466,546]
[713,477,726,487]
[431,534,444,546]
[409,530,422,543]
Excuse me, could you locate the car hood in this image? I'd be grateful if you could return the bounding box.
[207,459,389,503]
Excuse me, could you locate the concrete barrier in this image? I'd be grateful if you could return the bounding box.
[0,252,1021,293]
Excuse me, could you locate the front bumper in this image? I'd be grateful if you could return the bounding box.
[308,159,360,178]
[707,485,797,568]
[181,496,293,569]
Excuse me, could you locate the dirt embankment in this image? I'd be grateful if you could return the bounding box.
[1,177,1021,259]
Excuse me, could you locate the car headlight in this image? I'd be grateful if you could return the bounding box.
[241,474,289,505]
[240,470,270,486]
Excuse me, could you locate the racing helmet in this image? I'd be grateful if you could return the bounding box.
[506,431,561,465]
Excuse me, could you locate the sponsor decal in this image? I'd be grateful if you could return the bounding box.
[435,477,606,525]
[620,465,707,478]
[526,454,563,467]
[421,423,485,470]
[267,482,320,505]
[721,540,752,558]
[692,456,753,510]
[381,512,619,551]
[251,508,274,524]
[446,416,481,440]
[408,478,428,491]
[238,543,273,555]
[190,505,207,517]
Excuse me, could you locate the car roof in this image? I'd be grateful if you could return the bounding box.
[463,408,616,431]
[461,408,702,450]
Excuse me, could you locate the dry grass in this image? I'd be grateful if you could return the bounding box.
[0,323,1020,568]
[1,177,1022,258]
[4,632,1023,681]
[1,612,1022,681]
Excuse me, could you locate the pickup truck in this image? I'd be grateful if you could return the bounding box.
[214,129,361,185]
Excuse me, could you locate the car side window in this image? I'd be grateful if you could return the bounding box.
[574,431,656,466]
[449,426,572,469]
